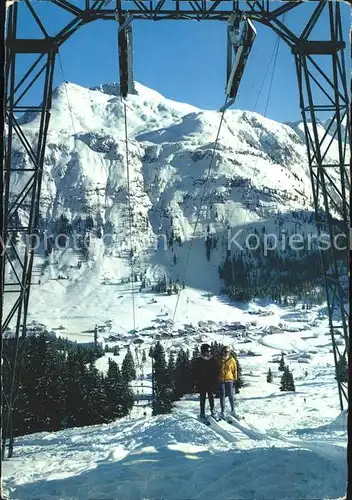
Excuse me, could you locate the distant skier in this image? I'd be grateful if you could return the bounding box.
[218,346,238,418]
[193,343,219,420]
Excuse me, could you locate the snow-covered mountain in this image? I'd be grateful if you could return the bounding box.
[3,83,348,499]
[5,81,344,332]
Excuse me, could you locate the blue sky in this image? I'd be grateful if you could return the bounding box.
[14,2,351,123]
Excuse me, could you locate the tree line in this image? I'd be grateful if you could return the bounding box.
[218,229,347,304]
[3,336,246,436]
[3,335,135,438]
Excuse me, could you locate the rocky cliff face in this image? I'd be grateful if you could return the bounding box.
[7,81,342,296]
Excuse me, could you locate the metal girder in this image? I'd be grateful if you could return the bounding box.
[292,1,350,411]
[116,12,135,98]
[2,3,57,458]
[0,0,6,466]
[46,0,304,21]
[1,0,350,462]
[6,39,59,53]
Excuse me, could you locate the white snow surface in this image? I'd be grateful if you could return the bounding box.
[2,295,347,499]
[5,80,346,327]
[2,82,348,498]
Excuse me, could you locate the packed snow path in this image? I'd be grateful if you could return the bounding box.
[3,408,346,500]
[3,294,348,499]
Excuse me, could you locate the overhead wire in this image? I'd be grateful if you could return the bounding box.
[253,36,281,113]
[58,52,76,136]
[171,95,229,326]
[4,47,80,460]
[169,19,285,345]
[58,54,135,343]
[60,50,137,334]
[122,100,137,333]
[220,28,283,346]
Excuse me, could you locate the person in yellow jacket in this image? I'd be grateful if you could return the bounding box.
[218,346,238,418]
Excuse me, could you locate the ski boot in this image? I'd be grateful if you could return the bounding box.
[199,413,210,425]
[230,409,241,419]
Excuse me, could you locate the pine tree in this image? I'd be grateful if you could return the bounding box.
[233,353,244,393]
[266,367,273,383]
[10,339,34,435]
[167,352,176,400]
[174,348,192,398]
[192,345,200,361]
[152,342,173,415]
[105,359,134,420]
[64,347,90,427]
[278,352,285,371]
[205,226,212,261]
[286,369,295,391]
[121,347,136,382]
[6,335,132,437]
[280,366,295,392]
[336,356,348,383]
[85,363,109,425]
[11,335,65,435]
[33,334,66,431]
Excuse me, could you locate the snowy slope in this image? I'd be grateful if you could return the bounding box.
[5,81,346,331]
[2,298,347,499]
[2,83,348,499]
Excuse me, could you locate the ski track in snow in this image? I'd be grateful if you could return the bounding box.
[2,294,347,499]
[3,410,346,500]
[2,82,348,499]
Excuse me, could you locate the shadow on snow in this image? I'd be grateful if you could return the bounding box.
[9,444,346,500]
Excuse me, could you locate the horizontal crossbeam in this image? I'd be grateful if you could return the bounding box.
[6,39,59,53]
[292,41,345,55]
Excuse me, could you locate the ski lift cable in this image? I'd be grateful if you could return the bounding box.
[244,21,283,211]
[58,52,76,137]
[122,101,136,333]
[221,19,284,345]
[3,53,76,456]
[171,95,229,325]
[236,23,282,230]
[253,36,281,113]
[171,20,284,333]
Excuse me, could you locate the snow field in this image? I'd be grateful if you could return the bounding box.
[2,408,346,500]
[2,292,347,499]
[2,81,348,499]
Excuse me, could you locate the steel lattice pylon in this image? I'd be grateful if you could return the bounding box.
[1,0,350,465]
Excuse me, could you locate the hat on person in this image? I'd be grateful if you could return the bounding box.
[200,343,211,354]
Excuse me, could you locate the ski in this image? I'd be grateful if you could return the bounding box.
[209,413,221,422]
[199,415,211,426]
[224,412,244,422]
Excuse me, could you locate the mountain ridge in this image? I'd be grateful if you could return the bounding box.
[5,80,344,329]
